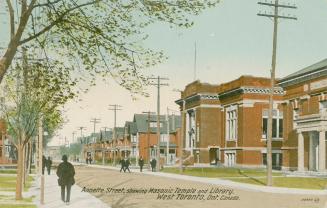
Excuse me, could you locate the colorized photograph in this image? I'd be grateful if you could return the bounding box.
[0,0,327,208]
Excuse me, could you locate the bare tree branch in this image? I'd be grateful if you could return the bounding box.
[5,0,15,39]
[19,1,98,45]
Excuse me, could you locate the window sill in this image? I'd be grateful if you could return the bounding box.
[261,138,283,141]
[226,139,237,142]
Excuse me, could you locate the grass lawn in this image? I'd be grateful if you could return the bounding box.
[0,205,36,208]
[0,175,34,191]
[0,169,17,174]
[162,167,327,190]
[162,167,283,178]
[229,177,327,190]
[0,195,35,203]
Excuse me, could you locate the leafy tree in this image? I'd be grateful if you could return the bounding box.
[2,54,76,200]
[1,0,219,94]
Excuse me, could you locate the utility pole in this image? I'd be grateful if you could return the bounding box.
[77,127,86,161]
[194,41,197,81]
[77,127,86,143]
[109,104,122,166]
[38,116,44,205]
[100,127,109,165]
[72,131,76,143]
[148,76,169,171]
[142,111,155,167]
[166,108,170,165]
[90,118,101,143]
[258,0,296,186]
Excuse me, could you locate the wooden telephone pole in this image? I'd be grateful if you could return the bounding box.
[109,104,122,166]
[258,0,296,186]
[148,76,169,171]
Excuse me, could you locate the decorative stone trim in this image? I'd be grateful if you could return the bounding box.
[242,86,284,95]
[219,86,284,99]
[199,94,219,100]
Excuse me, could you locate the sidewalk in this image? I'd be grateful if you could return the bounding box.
[32,172,110,208]
[85,163,327,195]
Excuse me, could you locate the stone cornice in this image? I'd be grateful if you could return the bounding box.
[219,86,284,99]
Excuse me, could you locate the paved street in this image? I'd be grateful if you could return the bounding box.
[73,165,327,208]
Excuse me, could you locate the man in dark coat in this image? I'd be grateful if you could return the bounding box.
[125,158,131,173]
[57,155,75,205]
[46,156,52,175]
[150,158,156,172]
[138,156,144,172]
[42,155,46,175]
[119,158,125,172]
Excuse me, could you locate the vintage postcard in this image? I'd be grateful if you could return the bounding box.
[0,0,327,208]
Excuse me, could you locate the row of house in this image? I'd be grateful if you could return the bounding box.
[82,114,181,164]
[176,58,327,172]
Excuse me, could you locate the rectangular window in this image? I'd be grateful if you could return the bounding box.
[131,135,138,143]
[262,153,282,170]
[224,152,236,167]
[262,109,283,139]
[226,106,237,141]
[150,122,163,128]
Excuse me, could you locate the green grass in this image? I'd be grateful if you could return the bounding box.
[162,167,283,178]
[0,204,36,208]
[0,195,35,203]
[0,175,34,191]
[162,167,327,190]
[0,169,17,174]
[229,177,327,190]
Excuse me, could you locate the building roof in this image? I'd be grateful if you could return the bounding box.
[132,114,181,134]
[278,58,327,87]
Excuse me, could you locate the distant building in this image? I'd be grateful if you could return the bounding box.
[81,113,181,165]
[130,114,181,164]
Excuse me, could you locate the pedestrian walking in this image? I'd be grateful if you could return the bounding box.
[42,155,46,175]
[57,155,75,205]
[138,156,144,172]
[119,158,125,172]
[125,158,131,173]
[46,156,52,175]
[150,158,156,172]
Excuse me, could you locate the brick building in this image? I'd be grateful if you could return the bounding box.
[131,114,181,164]
[176,58,327,172]
[82,113,181,165]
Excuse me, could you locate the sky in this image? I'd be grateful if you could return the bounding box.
[1,0,327,146]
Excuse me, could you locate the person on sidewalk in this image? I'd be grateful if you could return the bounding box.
[119,158,125,172]
[150,158,156,172]
[138,156,144,172]
[57,155,75,205]
[42,155,46,175]
[125,157,131,173]
[46,156,52,175]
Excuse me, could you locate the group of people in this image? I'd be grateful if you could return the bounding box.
[55,154,160,205]
[86,155,93,164]
[119,157,131,172]
[42,155,53,175]
[119,156,157,173]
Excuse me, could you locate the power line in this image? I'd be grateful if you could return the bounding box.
[258,0,297,187]
[148,76,169,171]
